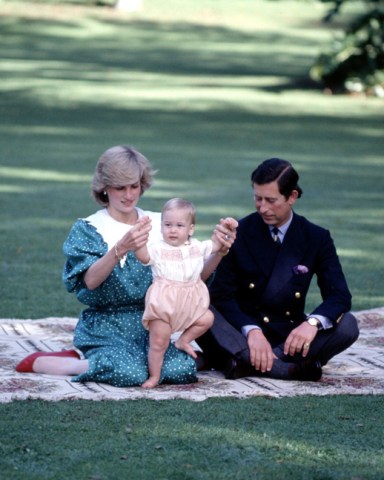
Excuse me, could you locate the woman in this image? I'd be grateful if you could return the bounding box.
[16,145,235,387]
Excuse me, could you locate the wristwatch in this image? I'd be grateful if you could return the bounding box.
[306,317,321,329]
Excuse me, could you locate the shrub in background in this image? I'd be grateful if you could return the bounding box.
[311,0,384,96]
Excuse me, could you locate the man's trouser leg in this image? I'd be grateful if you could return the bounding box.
[195,306,251,369]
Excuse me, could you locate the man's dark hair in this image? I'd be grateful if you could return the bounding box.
[251,158,303,199]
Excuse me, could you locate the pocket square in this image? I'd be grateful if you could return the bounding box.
[293,265,309,275]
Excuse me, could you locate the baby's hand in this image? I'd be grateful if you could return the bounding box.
[212,217,238,254]
[222,217,238,231]
[136,216,152,230]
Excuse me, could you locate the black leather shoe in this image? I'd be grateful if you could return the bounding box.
[289,359,322,381]
[223,357,255,380]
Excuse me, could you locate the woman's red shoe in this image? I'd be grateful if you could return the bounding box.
[15,350,80,373]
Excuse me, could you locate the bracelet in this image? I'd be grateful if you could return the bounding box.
[217,249,229,257]
[114,243,124,261]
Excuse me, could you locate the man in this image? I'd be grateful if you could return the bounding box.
[197,158,359,381]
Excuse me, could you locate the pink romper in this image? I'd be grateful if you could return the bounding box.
[142,238,213,332]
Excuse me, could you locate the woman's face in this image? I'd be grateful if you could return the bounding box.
[106,181,141,223]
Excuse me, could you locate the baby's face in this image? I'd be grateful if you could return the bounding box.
[161,208,195,247]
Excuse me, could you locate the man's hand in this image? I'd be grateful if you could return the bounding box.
[284,322,318,358]
[247,329,276,372]
[212,217,238,254]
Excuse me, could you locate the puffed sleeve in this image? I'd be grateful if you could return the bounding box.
[62,219,106,293]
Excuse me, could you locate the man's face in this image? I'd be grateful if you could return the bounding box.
[253,180,298,228]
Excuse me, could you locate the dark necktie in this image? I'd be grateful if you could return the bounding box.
[272,227,281,245]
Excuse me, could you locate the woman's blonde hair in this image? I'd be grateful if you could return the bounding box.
[92,145,157,206]
[162,198,196,224]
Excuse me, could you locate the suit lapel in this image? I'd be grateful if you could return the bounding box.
[242,213,278,276]
[262,214,307,302]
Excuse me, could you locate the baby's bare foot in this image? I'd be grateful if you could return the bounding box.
[141,377,159,389]
[174,340,197,359]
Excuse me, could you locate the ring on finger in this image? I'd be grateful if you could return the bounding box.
[225,234,231,240]
[303,342,310,349]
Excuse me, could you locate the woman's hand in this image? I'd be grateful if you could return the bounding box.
[84,216,152,290]
[116,216,152,257]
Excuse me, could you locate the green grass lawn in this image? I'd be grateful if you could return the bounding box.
[0,1,383,478]
[1,396,384,479]
[1,0,383,318]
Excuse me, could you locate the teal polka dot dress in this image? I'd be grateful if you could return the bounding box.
[62,209,197,387]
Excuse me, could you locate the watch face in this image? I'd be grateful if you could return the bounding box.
[308,318,318,327]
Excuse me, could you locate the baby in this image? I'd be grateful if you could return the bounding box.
[135,197,237,388]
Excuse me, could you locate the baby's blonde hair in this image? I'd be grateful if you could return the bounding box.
[162,198,196,224]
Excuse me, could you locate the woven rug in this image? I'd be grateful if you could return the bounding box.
[1,308,383,402]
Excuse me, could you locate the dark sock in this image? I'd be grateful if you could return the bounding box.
[236,346,295,380]
[267,358,296,379]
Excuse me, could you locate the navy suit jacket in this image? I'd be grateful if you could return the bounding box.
[209,211,352,338]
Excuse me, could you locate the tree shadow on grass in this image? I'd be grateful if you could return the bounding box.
[0,14,325,82]
[0,8,383,316]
